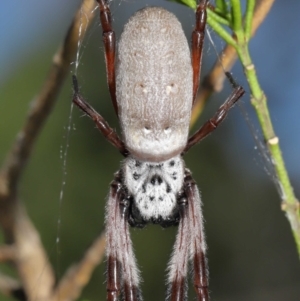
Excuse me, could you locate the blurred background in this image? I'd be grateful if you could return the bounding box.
[1,0,300,300]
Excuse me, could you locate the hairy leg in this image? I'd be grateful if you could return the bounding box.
[106,172,142,301]
[184,171,209,301]
[166,198,190,301]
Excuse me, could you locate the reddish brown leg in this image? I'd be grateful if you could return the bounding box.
[72,75,128,156]
[107,255,121,301]
[167,200,190,301]
[184,74,245,153]
[168,172,209,301]
[184,172,209,301]
[192,0,209,103]
[97,0,118,115]
[106,172,142,301]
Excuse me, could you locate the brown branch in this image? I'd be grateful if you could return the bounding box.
[0,1,97,300]
[0,245,16,262]
[0,272,25,301]
[191,0,275,126]
[13,204,55,301]
[0,0,97,197]
[51,231,106,301]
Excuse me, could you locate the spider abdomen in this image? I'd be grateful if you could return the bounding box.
[116,7,193,162]
[123,156,185,225]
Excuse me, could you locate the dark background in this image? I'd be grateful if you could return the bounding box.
[1,1,300,300]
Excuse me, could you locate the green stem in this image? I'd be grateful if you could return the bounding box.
[215,0,228,15]
[209,0,300,257]
[244,0,255,41]
[207,10,237,47]
[207,8,230,26]
[230,0,243,40]
[174,0,300,258]
[236,43,300,256]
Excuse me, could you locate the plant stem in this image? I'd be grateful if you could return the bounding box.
[237,45,300,255]
[207,3,300,256]
[175,0,300,257]
[245,0,255,41]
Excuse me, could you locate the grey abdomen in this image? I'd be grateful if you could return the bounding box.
[116,7,193,162]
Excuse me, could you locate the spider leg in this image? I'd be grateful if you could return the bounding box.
[184,171,209,301]
[106,172,142,301]
[184,78,245,153]
[97,0,118,115]
[192,0,209,103]
[72,75,128,156]
[167,171,209,301]
[167,198,190,301]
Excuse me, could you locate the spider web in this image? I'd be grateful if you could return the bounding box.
[205,27,284,201]
[54,2,99,280]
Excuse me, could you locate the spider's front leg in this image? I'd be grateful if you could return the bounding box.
[167,196,190,301]
[106,171,142,301]
[184,171,209,301]
[167,171,209,301]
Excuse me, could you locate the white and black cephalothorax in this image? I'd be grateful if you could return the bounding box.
[124,156,185,226]
[72,1,244,301]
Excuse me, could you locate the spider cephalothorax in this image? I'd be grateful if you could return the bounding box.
[123,156,185,227]
[72,1,244,300]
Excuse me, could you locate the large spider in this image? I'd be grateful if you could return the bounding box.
[72,0,245,300]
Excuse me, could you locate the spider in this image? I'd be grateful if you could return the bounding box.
[72,0,245,300]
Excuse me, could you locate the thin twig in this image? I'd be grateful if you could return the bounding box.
[198,0,300,255]
[0,245,16,262]
[51,231,106,301]
[0,0,97,196]
[0,272,25,301]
